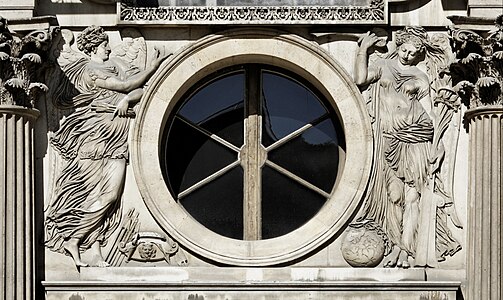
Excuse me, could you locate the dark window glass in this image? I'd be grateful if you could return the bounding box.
[165,117,238,196]
[179,72,245,147]
[162,65,344,241]
[268,119,340,193]
[262,71,327,147]
[180,166,244,240]
[261,166,327,239]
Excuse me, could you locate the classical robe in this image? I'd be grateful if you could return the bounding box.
[45,60,131,253]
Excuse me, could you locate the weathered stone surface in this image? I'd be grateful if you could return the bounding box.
[1,2,500,300]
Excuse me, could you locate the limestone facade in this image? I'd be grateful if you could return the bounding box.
[0,0,501,299]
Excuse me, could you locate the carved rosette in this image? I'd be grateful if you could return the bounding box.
[0,18,55,300]
[450,15,503,300]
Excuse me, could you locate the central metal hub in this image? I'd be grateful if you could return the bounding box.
[239,143,267,168]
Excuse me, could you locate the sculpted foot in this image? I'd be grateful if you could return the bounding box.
[95,259,111,267]
[90,241,110,267]
[63,239,89,268]
[383,246,400,268]
[398,250,410,269]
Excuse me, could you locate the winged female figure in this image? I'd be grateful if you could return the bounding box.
[44,25,169,268]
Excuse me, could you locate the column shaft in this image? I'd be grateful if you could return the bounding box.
[0,107,38,300]
[466,107,503,300]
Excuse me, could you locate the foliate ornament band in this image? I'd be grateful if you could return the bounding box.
[119,1,385,24]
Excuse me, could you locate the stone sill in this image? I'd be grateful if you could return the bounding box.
[42,267,463,289]
[43,280,461,291]
[43,268,462,300]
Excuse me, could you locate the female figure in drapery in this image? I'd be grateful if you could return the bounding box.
[44,26,168,267]
[355,27,461,268]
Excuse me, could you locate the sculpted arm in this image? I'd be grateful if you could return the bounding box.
[355,32,380,86]
[95,48,170,93]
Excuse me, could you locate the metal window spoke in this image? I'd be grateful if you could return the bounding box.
[265,160,331,199]
[178,160,241,199]
[176,115,241,153]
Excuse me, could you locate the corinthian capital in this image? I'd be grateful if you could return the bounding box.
[0,16,58,109]
[449,14,503,108]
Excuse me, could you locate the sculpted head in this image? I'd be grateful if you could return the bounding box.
[395,26,427,66]
[77,25,111,61]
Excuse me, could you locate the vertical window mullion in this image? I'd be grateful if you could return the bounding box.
[243,65,263,240]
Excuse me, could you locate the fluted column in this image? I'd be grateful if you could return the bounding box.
[0,105,39,300]
[465,106,503,300]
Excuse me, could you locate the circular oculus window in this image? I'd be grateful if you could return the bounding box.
[162,65,343,241]
[132,29,372,266]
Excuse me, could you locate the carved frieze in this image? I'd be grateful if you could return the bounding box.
[119,0,385,24]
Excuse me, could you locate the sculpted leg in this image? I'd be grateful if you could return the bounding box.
[402,185,420,267]
[89,158,126,267]
[383,173,405,268]
[63,237,89,268]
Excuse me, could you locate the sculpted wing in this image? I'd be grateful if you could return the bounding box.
[110,28,147,75]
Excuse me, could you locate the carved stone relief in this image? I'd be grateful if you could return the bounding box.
[106,208,188,266]
[0,16,56,108]
[350,26,463,268]
[43,25,170,269]
[449,15,503,300]
[449,15,503,108]
[119,0,385,24]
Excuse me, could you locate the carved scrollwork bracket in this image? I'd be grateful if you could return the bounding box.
[105,208,188,267]
[449,15,503,108]
[0,17,57,109]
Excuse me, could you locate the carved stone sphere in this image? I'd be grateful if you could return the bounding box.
[341,225,385,267]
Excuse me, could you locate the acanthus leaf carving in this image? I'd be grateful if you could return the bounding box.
[0,16,57,108]
[449,14,503,108]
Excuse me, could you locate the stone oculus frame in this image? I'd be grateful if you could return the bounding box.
[132,29,373,266]
[118,0,386,25]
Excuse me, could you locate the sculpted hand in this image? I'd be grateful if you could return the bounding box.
[113,97,129,119]
[359,32,380,53]
[152,47,172,68]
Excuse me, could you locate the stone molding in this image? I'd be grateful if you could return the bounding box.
[42,276,461,300]
[132,28,373,266]
[0,105,39,119]
[119,0,386,24]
